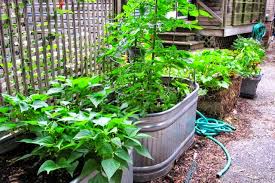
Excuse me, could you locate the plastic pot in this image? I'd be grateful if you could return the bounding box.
[133,78,199,182]
[240,74,262,99]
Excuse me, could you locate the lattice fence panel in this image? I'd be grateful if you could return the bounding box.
[0,0,116,101]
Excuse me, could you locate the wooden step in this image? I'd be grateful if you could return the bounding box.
[158,32,196,42]
[163,40,205,51]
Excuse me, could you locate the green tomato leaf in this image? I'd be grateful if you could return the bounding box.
[101,159,120,180]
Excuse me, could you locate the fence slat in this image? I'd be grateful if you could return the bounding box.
[46,0,55,79]
[39,0,49,88]
[31,0,43,91]
[72,1,78,76]
[15,0,28,95]
[65,0,73,76]
[77,2,84,75]
[6,0,20,93]
[83,2,88,75]
[53,0,62,76]
[23,1,35,90]
[0,5,11,94]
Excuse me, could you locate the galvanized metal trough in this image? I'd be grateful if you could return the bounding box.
[133,78,199,182]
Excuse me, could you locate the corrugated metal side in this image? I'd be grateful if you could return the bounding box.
[133,83,199,182]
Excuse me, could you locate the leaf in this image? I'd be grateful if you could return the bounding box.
[47,87,63,95]
[19,102,29,112]
[38,160,60,175]
[218,81,230,89]
[101,159,120,180]
[1,13,9,21]
[29,94,49,101]
[0,106,9,113]
[32,100,48,110]
[199,10,211,17]
[66,161,79,177]
[135,146,153,160]
[0,123,16,131]
[111,137,122,147]
[93,117,111,127]
[80,159,98,178]
[124,127,140,137]
[0,117,8,123]
[67,151,83,163]
[74,129,92,140]
[88,173,108,183]
[20,136,54,147]
[115,149,132,164]
[136,133,151,139]
[16,153,33,161]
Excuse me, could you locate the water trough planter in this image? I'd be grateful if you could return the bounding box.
[240,74,262,99]
[133,78,199,182]
[0,131,25,155]
[198,76,242,118]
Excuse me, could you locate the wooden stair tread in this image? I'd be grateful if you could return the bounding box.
[159,32,196,36]
[163,40,204,46]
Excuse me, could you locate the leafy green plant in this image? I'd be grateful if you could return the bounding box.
[0,76,151,183]
[233,37,265,77]
[168,49,241,95]
[100,0,208,115]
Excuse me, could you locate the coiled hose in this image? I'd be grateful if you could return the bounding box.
[252,22,266,41]
[195,111,236,177]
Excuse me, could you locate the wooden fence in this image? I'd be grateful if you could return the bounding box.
[0,0,116,101]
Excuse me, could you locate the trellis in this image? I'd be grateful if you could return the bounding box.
[0,0,117,102]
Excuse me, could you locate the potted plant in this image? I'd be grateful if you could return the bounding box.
[0,76,150,183]
[170,49,242,118]
[100,0,208,181]
[233,37,265,99]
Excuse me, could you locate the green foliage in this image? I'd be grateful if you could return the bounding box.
[100,0,206,115]
[0,76,150,182]
[168,49,241,95]
[233,37,265,77]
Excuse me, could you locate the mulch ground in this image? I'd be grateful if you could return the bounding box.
[0,144,73,183]
[150,98,255,183]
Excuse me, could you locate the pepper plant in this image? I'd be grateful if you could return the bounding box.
[0,76,151,183]
[100,0,209,115]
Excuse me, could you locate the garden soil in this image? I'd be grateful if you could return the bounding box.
[150,48,275,183]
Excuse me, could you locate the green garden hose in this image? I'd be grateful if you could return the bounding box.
[252,23,266,41]
[195,111,236,177]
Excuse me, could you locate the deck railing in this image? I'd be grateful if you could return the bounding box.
[197,0,266,27]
